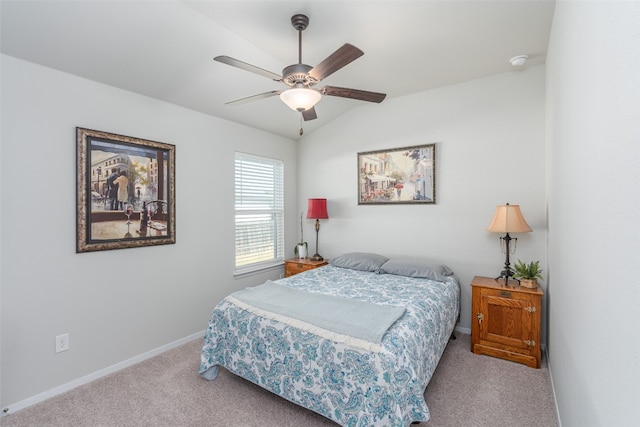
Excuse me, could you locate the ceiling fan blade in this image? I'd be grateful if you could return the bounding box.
[214,56,282,81]
[321,86,387,103]
[225,91,281,106]
[301,107,317,121]
[308,44,364,82]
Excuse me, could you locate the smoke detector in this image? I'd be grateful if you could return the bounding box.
[510,55,528,67]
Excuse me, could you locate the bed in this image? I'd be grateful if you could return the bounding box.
[199,253,460,426]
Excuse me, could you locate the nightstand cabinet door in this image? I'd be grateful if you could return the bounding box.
[479,290,535,351]
[471,276,543,368]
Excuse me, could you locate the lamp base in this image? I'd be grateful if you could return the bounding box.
[495,270,512,284]
[496,269,520,286]
[310,254,324,261]
[496,233,516,285]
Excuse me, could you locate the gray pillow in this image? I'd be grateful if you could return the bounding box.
[329,252,389,272]
[379,258,453,282]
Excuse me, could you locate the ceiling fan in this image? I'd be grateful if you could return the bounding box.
[214,14,386,124]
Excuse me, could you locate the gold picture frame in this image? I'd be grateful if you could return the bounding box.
[76,127,176,252]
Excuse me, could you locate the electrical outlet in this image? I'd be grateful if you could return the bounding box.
[55,333,69,353]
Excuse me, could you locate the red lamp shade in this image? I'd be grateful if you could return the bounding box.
[306,198,328,219]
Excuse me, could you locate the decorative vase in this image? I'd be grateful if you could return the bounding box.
[297,244,307,259]
[520,279,538,289]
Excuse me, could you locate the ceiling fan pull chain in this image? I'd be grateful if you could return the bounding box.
[299,116,304,136]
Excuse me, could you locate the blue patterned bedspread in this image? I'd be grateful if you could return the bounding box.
[199,265,460,426]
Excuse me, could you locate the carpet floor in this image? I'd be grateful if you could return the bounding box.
[2,333,558,426]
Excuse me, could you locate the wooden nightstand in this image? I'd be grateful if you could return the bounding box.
[284,258,328,277]
[470,276,543,368]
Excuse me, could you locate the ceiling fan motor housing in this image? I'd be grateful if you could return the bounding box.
[282,63,315,87]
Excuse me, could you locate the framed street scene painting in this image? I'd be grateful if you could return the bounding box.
[358,144,436,205]
[76,127,176,252]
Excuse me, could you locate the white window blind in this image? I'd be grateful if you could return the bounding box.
[234,152,284,275]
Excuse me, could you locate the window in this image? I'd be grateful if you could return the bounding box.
[234,152,284,275]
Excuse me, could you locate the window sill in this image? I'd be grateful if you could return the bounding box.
[234,261,284,279]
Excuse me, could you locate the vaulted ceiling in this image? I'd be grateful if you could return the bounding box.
[1,1,555,139]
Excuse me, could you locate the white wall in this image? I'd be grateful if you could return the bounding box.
[546,2,640,425]
[0,55,298,409]
[298,66,547,334]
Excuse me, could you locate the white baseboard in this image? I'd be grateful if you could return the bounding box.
[454,325,471,335]
[545,348,562,426]
[2,330,205,416]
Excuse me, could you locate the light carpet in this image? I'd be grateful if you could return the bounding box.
[2,333,558,426]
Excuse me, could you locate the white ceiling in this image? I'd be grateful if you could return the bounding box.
[0,1,555,140]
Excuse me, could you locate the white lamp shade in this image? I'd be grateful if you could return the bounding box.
[486,204,532,233]
[279,88,321,112]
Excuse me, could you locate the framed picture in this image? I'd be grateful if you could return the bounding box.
[358,143,436,205]
[76,127,176,252]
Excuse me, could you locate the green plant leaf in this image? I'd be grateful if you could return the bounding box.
[512,259,543,281]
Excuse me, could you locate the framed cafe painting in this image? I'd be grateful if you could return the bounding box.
[76,127,176,252]
[358,143,436,205]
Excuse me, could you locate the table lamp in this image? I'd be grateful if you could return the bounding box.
[486,203,532,283]
[306,198,328,261]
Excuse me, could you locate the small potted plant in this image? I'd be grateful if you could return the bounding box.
[294,212,307,258]
[512,260,543,288]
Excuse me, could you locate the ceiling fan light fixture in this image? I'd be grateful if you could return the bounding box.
[279,87,321,112]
